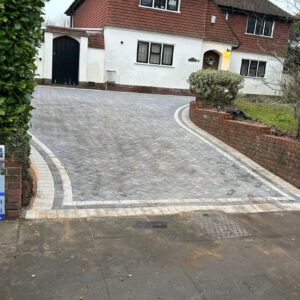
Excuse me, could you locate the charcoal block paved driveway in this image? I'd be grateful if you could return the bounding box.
[28,86,300,218]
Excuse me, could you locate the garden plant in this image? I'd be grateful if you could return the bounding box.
[188,70,244,108]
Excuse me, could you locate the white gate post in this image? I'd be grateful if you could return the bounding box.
[44,32,54,82]
[79,36,88,83]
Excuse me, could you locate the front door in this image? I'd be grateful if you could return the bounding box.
[52,36,80,85]
[202,50,220,70]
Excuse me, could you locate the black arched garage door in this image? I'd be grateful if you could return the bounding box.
[52,36,80,85]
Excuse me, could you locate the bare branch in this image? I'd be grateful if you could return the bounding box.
[44,14,70,27]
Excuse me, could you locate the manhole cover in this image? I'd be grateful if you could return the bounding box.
[189,212,252,240]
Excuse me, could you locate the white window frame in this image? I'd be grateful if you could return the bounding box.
[136,40,175,67]
[139,0,181,13]
[245,17,275,38]
[240,59,267,78]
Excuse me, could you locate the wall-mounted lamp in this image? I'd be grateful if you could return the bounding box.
[224,49,232,57]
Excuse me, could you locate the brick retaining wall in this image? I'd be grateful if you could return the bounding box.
[189,102,300,189]
[5,160,22,218]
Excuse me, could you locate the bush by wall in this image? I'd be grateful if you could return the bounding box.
[0,0,46,213]
[188,70,244,108]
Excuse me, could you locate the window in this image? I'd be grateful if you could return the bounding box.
[223,12,229,21]
[154,0,166,9]
[257,61,266,77]
[246,16,274,37]
[137,42,149,63]
[247,17,256,34]
[249,60,258,77]
[167,0,179,11]
[264,19,273,36]
[240,59,267,77]
[162,45,174,65]
[141,0,152,7]
[137,41,174,66]
[140,0,180,12]
[149,43,161,64]
[255,18,264,35]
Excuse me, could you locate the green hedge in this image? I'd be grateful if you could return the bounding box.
[0,0,46,138]
[0,131,31,167]
[0,0,46,163]
[188,70,244,108]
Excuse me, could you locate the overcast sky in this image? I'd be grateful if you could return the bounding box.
[44,0,296,19]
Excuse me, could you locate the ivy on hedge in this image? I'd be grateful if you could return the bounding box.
[0,0,47,164]
[0,0,46,137]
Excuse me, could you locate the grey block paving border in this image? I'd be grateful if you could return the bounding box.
[30,140,63,209]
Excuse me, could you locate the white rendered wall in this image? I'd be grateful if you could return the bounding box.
[104,26,203,89]
[229,51,284,96]
[87,48,105,83]
[35,43,44,78]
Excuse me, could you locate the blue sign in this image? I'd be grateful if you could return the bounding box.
[0,146,5,220]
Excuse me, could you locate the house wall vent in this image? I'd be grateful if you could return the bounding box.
[106,70,117,83]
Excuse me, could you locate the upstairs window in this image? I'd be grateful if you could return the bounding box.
[240,59,266,78]
[246,16,274,37]
[140,0,180,12]
[137,41,174,66]
[223,12,229,21]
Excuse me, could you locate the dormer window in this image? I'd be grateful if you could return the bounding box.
[140,0,180,12]
[246,16,274,37]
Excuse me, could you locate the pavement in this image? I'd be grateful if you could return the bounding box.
[1,211,300,299]
[26,86,300,217]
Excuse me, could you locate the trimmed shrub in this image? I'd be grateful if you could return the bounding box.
[188,70,244,108]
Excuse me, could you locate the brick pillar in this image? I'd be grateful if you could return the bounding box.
[5,161,22,218]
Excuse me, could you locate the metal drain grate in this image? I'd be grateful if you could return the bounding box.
[189,212,252,240]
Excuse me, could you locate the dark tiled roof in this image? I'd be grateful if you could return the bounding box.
[215,0,293,18]
[65,0,83,15]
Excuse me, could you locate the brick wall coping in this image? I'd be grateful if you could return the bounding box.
[45,25,89,37]
[194,105,299,143]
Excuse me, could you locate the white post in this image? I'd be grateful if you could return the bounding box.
[79,36,88,83]
[43,32,54,81]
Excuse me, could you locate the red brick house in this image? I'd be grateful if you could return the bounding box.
[37,0,293,95]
